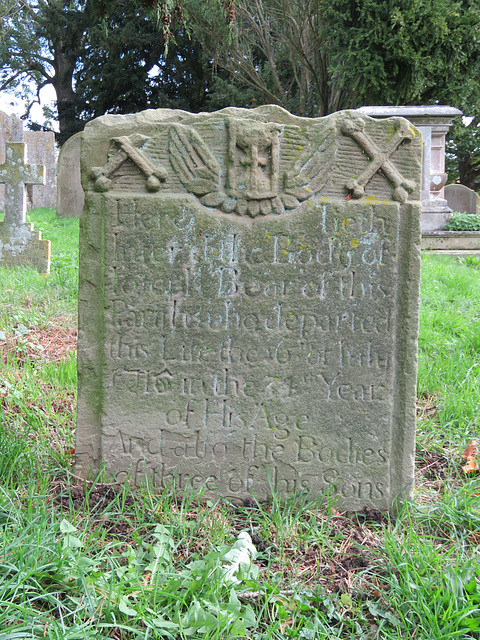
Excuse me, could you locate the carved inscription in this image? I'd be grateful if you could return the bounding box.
[97,195,401,507]
[76,107,422,511]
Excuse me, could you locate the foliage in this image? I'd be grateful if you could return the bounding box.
[0,0,224,142]
[0,0,89,140]
[188,0,353,117]
[2,0,480,184]
[188,0,480,113]
[322,0,480,189]
[447,115,480,191]
[321,0,480,107]
[189,0,480,184]
[445,211,480,231]
[74,7,218,124]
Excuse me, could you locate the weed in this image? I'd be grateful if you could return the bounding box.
[445,211,480,231]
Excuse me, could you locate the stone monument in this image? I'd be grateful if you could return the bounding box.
[0,113,56,211]
[24,130,57,209]
[76,106,422,511]
[445,183,480,215]
[0,113,50,273]
[57,132,84,218]
[357,106,462,230]
[0,111,24,209]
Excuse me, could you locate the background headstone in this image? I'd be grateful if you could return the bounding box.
[56,132,84,218]
[0,111,50,273]
[0,113,57,211]
[0,111,24,208]
[24,130,57,209]
[445,183,480,215]
[76,106,422,511]
[0,110,24,142]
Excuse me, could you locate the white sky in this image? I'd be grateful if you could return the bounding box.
[0,84,58,130]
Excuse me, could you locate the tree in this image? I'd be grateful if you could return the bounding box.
[190,0,480,187]
[75,23,214,123]
[0,0,226,143]
[188,0,354,117]
[322,0,480,190]
[1,0,94,141]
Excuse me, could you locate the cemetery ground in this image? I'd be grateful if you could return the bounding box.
[0,211,480,640]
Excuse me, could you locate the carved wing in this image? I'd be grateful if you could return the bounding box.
[169,124,225,208]
[281,122,337,209]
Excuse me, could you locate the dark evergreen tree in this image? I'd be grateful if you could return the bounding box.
[0,0,225,143]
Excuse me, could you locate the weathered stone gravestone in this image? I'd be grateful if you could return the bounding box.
[76,106,422,510]
[0,113,56,211]
[0,111,23,210]
[0,116,50,273]
[56,132,84,218]
[24,130,57,209]
[445,183,480,215]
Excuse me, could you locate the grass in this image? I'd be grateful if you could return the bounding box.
[1,212,480,638]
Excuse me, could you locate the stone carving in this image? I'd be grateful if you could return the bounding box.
[341,117,415,202]
[91,134,168,193]
[85,111,420,216]
[76,106,423,511]
[357,105,462,230]
[87,115,341,217]
[24,130,57,209]
[0,142,50,273]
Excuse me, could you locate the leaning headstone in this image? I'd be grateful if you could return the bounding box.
[445,183,480,215]
[0,141,50,273]
[24,130,57,209]
[76,106,422,511]
[56,132,84,218]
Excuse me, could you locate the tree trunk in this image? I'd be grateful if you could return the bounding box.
[52,42,81,144]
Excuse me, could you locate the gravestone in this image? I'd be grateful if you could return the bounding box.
[445,183,480,215]
[24,130,57,209]
[0,110,23,144]
[0,111,24,209]
[56,132,84,218]
[76,106,422,510]
[0,113,56,211]
[0,114,50,273]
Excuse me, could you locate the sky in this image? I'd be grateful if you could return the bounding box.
[0,84,58,130]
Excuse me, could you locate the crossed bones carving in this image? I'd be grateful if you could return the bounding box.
[90,135,167,193]
[341,118,416,203]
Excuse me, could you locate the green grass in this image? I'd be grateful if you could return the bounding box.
[1,213,480,638]
[418,255,480,443]
[0,208,78,478]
